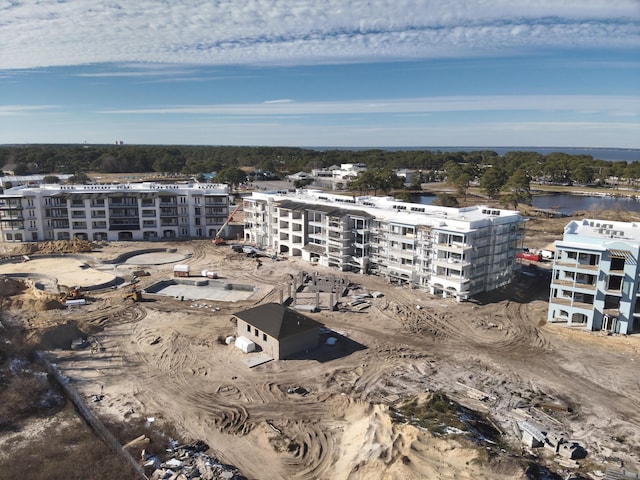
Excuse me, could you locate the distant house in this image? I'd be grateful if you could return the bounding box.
[233,303,321,359]
[394,169,415,185]
[287,171,313,183]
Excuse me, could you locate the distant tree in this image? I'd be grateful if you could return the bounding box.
[195,173,206,183]
[572,164,594,185]
[443,160,463,184]
[453,173,471,204]
[293,178,313,188]
[408,174,423,191]
[432,193,458,207]
[215,167,247,191]
[480,167,506,199]
[376,168,404,194]
[3,181,13,189]
[502,168,531,209]
[152,155,183,174]
[13,164,29,176]
[68,172,90,184]
[42,175,60,184]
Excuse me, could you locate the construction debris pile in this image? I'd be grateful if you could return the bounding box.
[144,440,242,480]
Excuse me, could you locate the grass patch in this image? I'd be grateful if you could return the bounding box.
[390,392,503,445]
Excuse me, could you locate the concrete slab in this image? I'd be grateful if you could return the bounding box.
[146,281,257,302]
[0,257,116,288]
[241,353,274,368]
[124,252,187,265]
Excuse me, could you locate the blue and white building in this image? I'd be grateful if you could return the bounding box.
[548,219,640,334]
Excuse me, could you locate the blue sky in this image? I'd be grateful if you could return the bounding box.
[1,0,639,148]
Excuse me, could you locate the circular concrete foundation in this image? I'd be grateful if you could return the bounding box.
[0,257,116,289]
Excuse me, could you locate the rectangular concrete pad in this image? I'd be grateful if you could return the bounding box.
[149,283,255,302]
[242,353,274,368]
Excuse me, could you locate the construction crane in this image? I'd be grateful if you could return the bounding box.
[213,204,242,245]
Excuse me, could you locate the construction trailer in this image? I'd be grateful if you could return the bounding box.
[173,265,190,277]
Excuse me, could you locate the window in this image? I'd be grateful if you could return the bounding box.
[247,324,251,332]
[254,328,259,337]
[611,257,625,271]
[262,333,267,341]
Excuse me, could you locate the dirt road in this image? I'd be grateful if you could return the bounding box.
[2,233,640,479]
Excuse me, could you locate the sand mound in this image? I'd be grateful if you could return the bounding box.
[9,238,92,256]
[0,295,65,312]
[0,278,26,296]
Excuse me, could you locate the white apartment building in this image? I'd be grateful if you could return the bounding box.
[244,189,525,301]
[548,219,640,335]
[0,182,230,243]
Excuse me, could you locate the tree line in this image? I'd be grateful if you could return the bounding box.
[2,145,639,206]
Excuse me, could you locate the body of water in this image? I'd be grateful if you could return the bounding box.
[314,146,640,162]
[530,194,640,216]
[414,193,640,216]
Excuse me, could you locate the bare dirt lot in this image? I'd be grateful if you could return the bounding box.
[1,211,640,479]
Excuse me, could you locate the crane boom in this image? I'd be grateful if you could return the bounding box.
[214,203,242,244]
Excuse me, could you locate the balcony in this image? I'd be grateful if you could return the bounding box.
[549,297,594,310]
[433,257,471,268]
[555,260,599,271]
[109,223,140,231]
[433,242,472,253]
[0,213,23,220]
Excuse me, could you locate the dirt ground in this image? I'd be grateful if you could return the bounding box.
[1,210,640,479]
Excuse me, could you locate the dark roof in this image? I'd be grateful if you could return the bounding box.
[234,303,322,340]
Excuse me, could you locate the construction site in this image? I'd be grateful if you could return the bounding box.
[1,210,640,480]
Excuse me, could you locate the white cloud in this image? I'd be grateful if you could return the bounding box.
[0,105,58,116]
[99,95,640,116]
[0,0,638,69]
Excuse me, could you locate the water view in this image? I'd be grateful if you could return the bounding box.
[414,192,640,216]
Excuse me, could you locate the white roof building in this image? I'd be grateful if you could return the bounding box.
[0,182,229,243]
[244,189,525,301]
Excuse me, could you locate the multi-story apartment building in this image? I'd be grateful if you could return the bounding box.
[548,219,640,334]
[0,182,230,243]
[244,189,525,301]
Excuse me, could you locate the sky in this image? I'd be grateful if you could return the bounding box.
[0,0,639,148]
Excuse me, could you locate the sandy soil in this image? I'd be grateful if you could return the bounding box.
[2,213,640,479]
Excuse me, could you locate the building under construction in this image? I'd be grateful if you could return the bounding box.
[244,189,526,301]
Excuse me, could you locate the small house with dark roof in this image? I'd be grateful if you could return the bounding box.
[233,303,322,360]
